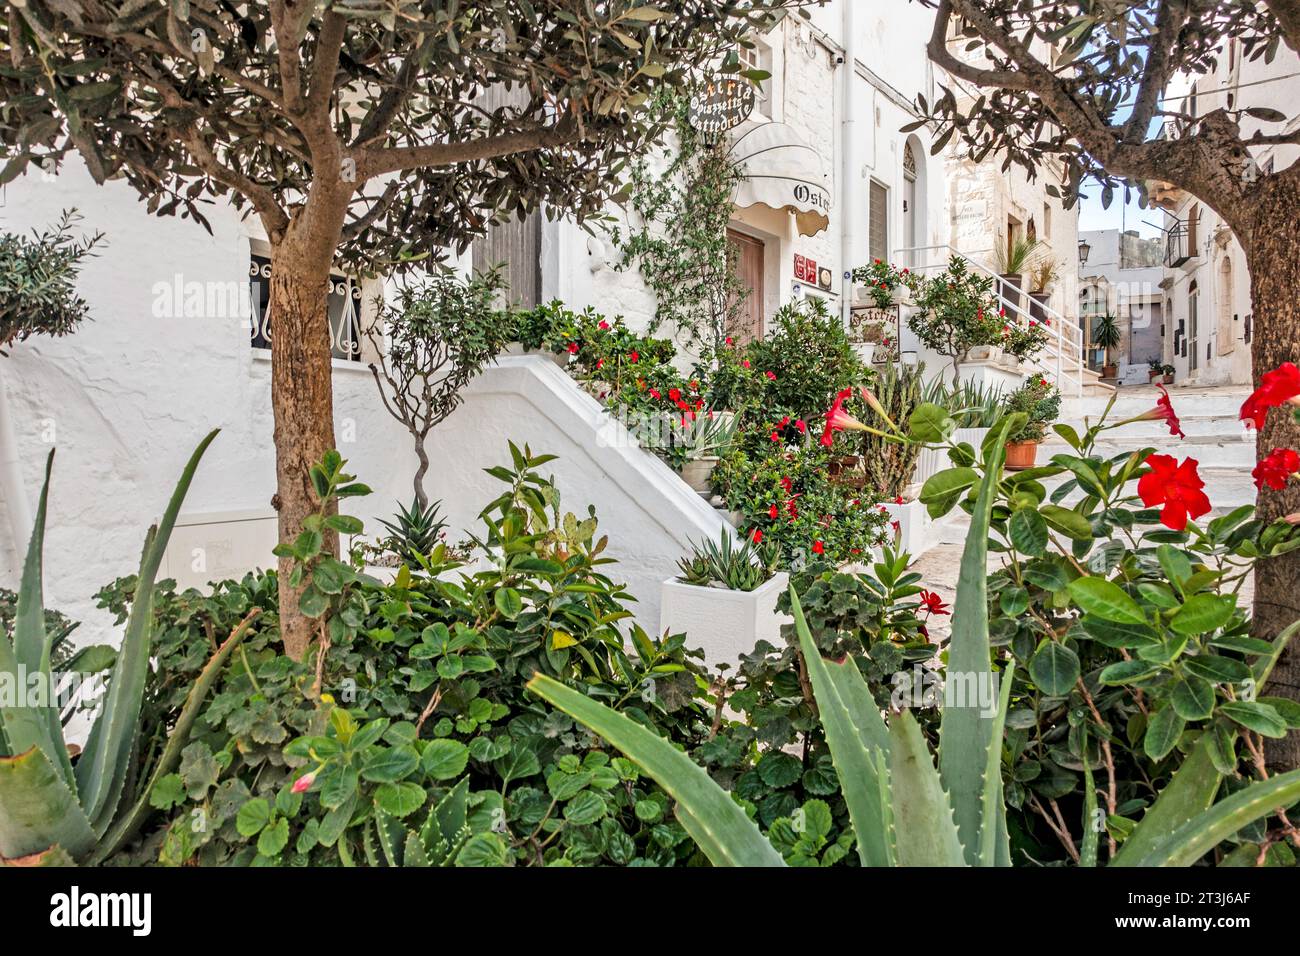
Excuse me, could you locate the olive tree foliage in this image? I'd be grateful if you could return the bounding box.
[0,0,797,658]
[365,267,510,510]
[0,210,102,356]
[911,0,1300,770]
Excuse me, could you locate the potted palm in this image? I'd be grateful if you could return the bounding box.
[1001,376,1061,470]
[661,531,788,665]
[1092,312,1121,379]
[994,235,1041,314]
[1027,258,1058,322]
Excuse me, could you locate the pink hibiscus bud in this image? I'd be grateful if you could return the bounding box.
[292,770,317,794]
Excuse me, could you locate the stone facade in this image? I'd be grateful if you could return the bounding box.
[1153,41,1300,386]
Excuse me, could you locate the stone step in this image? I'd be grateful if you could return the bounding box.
[1063,385,1251,423]
[1041,434,1256,467]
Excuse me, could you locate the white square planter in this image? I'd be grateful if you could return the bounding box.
[912,427,991,489]
[880,498,935,558]
[660,572,791,668]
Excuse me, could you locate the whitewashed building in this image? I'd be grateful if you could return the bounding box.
[0,2,1085,648]
[1078,228,1166,384]
[1149,40,1300,386]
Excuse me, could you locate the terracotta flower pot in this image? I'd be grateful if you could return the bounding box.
[1163,372,1174,384]
[1004,441,1039,470]
[1102,364,1118,379]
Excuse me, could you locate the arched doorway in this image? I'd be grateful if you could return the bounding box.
[1217,256,1235,356]
[902,137,926,265]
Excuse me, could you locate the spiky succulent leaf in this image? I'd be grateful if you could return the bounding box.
[526,673,784,867]
[1111,732,1222,865]
[888,709,967,867]
[1116,769,1300,867]
[0,745,94,862]
[938,416,1015,864]
[789,586,894,866]
[76,429,220,833]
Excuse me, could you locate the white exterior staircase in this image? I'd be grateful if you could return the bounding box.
[894,244,1113,399]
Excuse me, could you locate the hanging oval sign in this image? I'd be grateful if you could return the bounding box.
[688,77,757,135]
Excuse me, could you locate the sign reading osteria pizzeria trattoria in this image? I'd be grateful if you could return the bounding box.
[688,77,756,135]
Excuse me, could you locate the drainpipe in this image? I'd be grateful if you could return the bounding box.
[0,365,32,559]
[840,0,859,328]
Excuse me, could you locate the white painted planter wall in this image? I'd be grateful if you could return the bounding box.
[660,572,790,668]
[912,427,991,490]
[880,498,934,557]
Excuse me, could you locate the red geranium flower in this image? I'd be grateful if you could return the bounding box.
[765,370,777,381]
[750,528,763,543]
[811,540,825,555]
[795,419,807,433]
[918,590,949,616]
[894,494,904,505]
[567,342,579,354]
[598,320,610,331]
[768,503,780,519]
[780,476,793,494]
[1241,362,1300,429]
[648,388,661,400]
[629,350,639,363]
[1138,454,1211,530]
[668,387,681,402]
[770,431,781,442]
[1253,447,1300,491]
[741,359,751,369]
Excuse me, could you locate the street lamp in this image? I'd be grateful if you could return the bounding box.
[1078,238,1091,266]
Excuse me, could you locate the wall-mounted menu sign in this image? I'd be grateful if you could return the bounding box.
[688,77,757,135]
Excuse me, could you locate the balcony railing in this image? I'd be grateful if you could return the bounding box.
[1164,222,1193,268]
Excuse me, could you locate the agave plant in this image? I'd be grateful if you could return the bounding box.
[529,417,1300,866]
[377,497,449,562]
[0,431,260,866]
[676,530,779,592]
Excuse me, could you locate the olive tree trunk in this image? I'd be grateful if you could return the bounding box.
[1245,174,1300,772]
[268,223,341,661]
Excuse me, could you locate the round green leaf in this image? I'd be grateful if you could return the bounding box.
[1028,640,1080,697]
[1009,508,1049,557]
[563,791,608,826]
[1170,676,1215,721]
[1143,706,1185,760]
[235,797,271,836]
[1068,577,1146,625]
[494,587,523,619]
[421,739,470,780]
[361,745,420,783]
[1169,594,1235,635]
[1219,702,1288,738]
[375,781,428,817]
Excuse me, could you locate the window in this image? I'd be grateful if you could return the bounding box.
[869,180,889,263]
[249,254,363,362]
[738,39,774,120]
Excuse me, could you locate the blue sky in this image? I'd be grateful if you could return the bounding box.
[1077,187,1165,238]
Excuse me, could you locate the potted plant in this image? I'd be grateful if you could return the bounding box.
[1027,258,1058,321]
[660,531,788,666]
[678,409,740,493]
[994,234,1041,313]
[1001,376,1061,470]
[1147,356,1164,383]
[1162,363,1176,385]
[1092,312,1121,379]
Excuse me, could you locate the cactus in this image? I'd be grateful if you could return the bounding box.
[528,413,1300,866]
[0,431,258,865]
[859,363,924,498]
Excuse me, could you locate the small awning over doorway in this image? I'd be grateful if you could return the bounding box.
[729,121,832,237]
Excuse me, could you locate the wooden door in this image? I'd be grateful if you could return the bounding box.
[728,229,765,343]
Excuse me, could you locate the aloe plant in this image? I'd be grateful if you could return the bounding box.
[0,430,259,865]
[528,414,1300,866]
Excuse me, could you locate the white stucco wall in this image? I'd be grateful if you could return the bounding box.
[0,164,726,648]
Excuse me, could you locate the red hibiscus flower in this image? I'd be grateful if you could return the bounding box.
[770,431,781,442]
[598,320,610,330]
[1253,447,1300,491]
[918,589,949,616]
[1241,362,1300,429]
[629,350,639,363]
[750,528,763,543]
[1138,454,1212,531]
[668,387,681,402]
[812,540,825,555]
[780,476,793,494]
[567,342,579,354]
[820,388,866,447]
[648,388,661,400]
[795,419,807,433]
[726,336,734,345]
[765,370,777,381]
[768,503,780,520]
